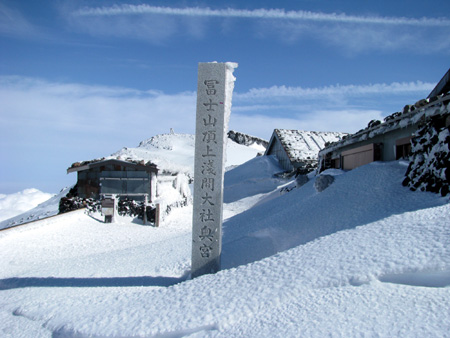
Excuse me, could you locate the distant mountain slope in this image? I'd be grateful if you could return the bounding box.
[110,131,266,176]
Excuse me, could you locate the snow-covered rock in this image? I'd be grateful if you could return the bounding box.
[403,112,450,196]
[227,130,268,148]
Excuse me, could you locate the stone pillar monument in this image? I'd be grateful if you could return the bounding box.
[191,62,238,278]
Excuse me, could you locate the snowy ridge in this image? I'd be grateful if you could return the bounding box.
[112,132,265,176]
[275,129,347,162]
[114,133,196,176]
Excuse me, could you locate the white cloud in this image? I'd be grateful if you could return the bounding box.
[0,76,198,193]
[0,3,42,38]
[0,76,197,137]
[230,109,384,137]
[0,189,53,222]
[235,81,434,101]
[0,76,432,146]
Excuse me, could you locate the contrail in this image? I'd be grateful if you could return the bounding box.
[74,5,450,27]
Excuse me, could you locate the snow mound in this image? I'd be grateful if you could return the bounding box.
[221,161,447,269]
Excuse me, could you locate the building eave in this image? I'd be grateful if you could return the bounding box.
[67,158,158,174]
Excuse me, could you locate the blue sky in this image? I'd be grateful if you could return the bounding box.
[1,0,449,194]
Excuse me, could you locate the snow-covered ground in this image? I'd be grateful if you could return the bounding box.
[1,157,449,337]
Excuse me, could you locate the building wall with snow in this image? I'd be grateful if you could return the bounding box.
[320,69,450,172]
[265,131,295,171]
[319,93,450,172]
[67,159,158,201]
[323,126,417,170]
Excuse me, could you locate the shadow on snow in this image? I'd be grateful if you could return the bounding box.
[0,275,188,290]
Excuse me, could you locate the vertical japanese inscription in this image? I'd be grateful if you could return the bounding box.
[191,62,237,278]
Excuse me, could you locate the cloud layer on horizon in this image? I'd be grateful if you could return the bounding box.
[0,75,435,193]
[1,75,434,140]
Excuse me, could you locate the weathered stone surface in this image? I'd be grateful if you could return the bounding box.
[191,62,237,278]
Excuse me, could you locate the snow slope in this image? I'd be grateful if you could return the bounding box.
[222,160,447,269]
[1,159,449,337]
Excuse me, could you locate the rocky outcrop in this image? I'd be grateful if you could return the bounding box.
[227,130,268,148]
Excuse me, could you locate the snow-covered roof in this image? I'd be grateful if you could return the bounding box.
[267,129,348,163]
[67,158,158,174]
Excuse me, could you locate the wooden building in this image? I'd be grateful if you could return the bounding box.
[67,159,158,201]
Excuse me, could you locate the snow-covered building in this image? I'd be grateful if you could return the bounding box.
[264,129,347,172]
[67,159,158,201]
[318,69,450,172]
